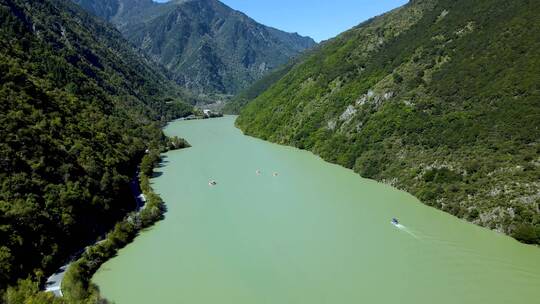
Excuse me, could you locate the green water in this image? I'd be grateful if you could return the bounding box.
[93,116,540,303]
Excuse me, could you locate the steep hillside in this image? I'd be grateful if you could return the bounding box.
[223,46,323,114]
[73,0,316,95]
[223,60,297,114]
[0,0,192,290]
[238,0,540,244]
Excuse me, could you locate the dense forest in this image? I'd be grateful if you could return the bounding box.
[0,0,193,296]
[238,0,540,244]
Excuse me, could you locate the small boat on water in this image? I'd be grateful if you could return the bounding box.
[256,170,261,175]
[209,180,217,186]
[273,172,278,177]
[391,218,399,226]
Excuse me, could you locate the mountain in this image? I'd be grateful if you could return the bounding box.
[223,57,298,114]
[73,0,317,95]
[237,0,540,244]
[0,0,192,290]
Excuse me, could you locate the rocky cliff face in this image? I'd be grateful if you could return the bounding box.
[74,0,316,95]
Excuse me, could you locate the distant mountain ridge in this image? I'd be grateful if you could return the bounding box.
[73,0,316,95]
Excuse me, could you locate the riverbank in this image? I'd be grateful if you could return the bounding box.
[41,136,189,303]
[43,174,146,297]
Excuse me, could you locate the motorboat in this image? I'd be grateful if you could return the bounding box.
[391,218,399,226]
[209,180,217,186]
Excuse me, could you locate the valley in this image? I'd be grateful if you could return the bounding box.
[1,0,539,303]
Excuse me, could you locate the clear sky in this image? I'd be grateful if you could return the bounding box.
[154,0,408,42]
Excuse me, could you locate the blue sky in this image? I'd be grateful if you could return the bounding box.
[153,0,408,42]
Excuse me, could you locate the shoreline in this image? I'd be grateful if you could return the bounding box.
[43,175,146,297]
[41,136,189,302]
[237,121,540,248]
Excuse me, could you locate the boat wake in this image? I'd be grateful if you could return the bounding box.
[393,223,420,240]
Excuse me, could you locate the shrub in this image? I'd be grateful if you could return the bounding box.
[512,224,540,244]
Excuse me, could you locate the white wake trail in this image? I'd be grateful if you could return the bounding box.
[394,223,420,240]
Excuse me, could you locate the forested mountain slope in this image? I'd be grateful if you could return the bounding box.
[223,58,298,114]
[73,0,316,95]
[238,0,540,244]
[0,0,192,290]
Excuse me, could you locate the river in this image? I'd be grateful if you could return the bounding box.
[93,116,540,303]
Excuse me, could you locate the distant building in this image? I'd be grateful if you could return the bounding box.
[202,109,223,118]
